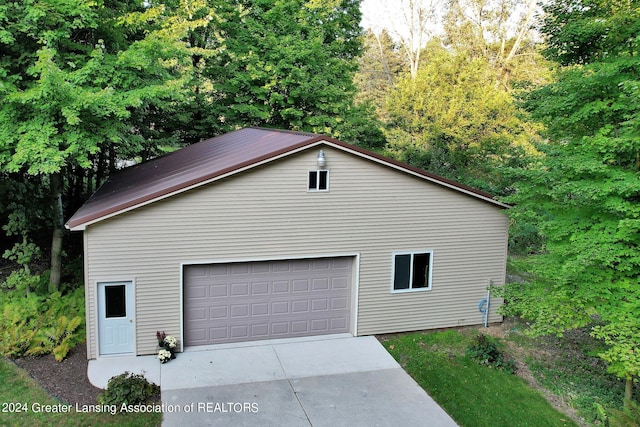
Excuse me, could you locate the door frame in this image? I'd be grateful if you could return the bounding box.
[96,279,136,357]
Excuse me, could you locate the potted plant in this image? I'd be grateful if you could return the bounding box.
[156,331,178,363]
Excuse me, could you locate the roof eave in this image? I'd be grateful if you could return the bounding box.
[66,134,509,231]
[65,136,328,231]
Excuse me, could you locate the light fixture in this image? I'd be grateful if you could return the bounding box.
[317,150,326,168]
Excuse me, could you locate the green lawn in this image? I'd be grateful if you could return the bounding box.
[381,330,577,427]
[0,358,161,427]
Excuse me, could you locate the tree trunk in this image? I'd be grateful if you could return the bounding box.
[624,376,634,413]
[49,173,64,293]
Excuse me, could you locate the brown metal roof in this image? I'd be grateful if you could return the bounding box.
[66,127,507,230]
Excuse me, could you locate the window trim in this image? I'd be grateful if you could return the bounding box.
[390,250,434,293]
[308,170,329,192]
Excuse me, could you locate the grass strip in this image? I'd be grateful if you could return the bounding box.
[382,330,577,427]
[0,358,161,427]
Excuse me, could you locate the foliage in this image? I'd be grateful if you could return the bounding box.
[98,372,160,407]
[466,333,516,373]
[0,358,161,427]
[0,280,85,361]
[0,1,201,175]
[354,29,404,122]
[0,175,49,281]
[184,0,384,148]
[0,0,215,293]
[506,321,636,423]
[444,0,551,90]
[541,0,640,66]
[384,43,539,195]
[606,400,640,427]
[504,0,640,394]
[27,315,83,362]
[383,330,576,427]
[1,269,47,295]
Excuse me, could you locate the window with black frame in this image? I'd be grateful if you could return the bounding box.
[392,251,433,292]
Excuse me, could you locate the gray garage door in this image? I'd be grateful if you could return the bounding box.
[183,257,353,346]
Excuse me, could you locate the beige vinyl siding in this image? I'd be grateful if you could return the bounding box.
[84,145,507,358]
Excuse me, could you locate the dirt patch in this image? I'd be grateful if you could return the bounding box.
[505,340,586,426]
[12,343,103,406]
[483,319,588,426]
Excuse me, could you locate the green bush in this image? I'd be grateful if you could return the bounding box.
[466,333,517,374]
[98,372,160,406]
[0,269,47,294]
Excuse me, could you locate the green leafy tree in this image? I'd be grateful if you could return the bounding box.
[385,43,538,195]
[187,0,384,148]
[0,0,211,290]
[502,0,640,409]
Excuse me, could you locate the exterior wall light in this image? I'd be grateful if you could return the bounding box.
[317,150,326,168]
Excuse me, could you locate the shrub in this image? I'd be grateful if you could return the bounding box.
[466,333,517,374]
[98,372,160,406]
[27,315,83,361]
[0,270,46,295]
[0,277,85,361]
[595,400,640,427]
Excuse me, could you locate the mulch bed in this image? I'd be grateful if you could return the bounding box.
[12,344,103,406]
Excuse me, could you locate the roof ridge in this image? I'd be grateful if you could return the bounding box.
[248,126,324,138]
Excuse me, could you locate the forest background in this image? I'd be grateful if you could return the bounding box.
[0,0,638,417]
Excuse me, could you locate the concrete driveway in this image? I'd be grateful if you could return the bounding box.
[158,335,458,427]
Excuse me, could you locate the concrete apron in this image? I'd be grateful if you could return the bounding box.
[88,335,458,427]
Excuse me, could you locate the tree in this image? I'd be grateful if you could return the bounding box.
[0,0,211,290]
[384,43,538,195]
[443,0,549,89]
[354,29,404,122]
[502,0,640,409]
[183,0,384,148]
[361,0,441,79]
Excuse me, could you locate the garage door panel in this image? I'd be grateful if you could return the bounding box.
[230,304,249,318]
[231,264,249,275]
[251,302,269,316]
[332,277,348,289]
[312,278,329,290]
[230,325,248,339]
[210,327,227,340]
[292,280,310,292]
[330,317,348,329]
[187,307,207,321]
[252,282,269,295]
[273,281,289,293]
[190,328,207,341]
[187,285,207,298]
[331,297,348,309]
[231,283,249,296]
[272,261,291,273]
[211,306,227,319]
[184,257,352,346]
[293,261,311,272]
[292,300,309,313]
[211,284,227,297]
[252,263,270,274]
[312,299,328,311]
[252,324,269,336]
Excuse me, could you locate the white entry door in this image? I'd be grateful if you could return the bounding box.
[98,281,135,355]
